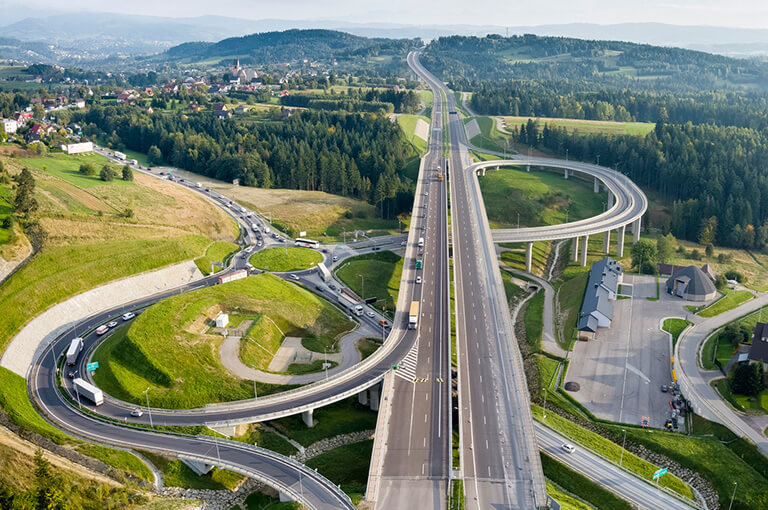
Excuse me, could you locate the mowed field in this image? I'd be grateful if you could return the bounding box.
[335,250,403,315]
[92,273,354,408]
[501,116,655,136]
[395,114,430,154]
[479,166,606,229]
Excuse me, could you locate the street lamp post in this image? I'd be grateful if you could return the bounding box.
[542,388,547,419]
[143,387,154,428]
[620,429,627,467]
[360,275,365,300]
[729,482,738,510]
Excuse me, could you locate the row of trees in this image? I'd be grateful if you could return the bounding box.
[75,106,415,218]
[469,82,768,129]
[520,119,768,249]
[78,162,133,182]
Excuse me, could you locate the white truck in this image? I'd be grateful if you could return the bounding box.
[264,227,271,234]
[409,301,419,329]
[66,337,84,366]
[317,262,332,282]
[128,159,138,166]
[217,269,248,284]
[73,378,104,406]
[113,151,126,161]
[418,237,424,248]
[338,291,363,316]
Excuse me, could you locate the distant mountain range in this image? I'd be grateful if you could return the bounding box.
[3,10,768,64]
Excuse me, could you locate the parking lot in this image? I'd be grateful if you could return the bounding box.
[566,274,693,428]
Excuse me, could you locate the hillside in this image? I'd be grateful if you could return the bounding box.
[422,34,768,92]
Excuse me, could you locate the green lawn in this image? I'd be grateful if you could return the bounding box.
[138,450,243,490]
[395,114,430,154]
[502,116,655,136]
[662,318,692,348]
[500,270,528,303]
[701,334,739,370]
[335,250,403,315]
[714,378,768,414]
[698,290,754,317]
[532,406,694,500]
[524,291,545,351]
[234,425,298,457]
[267,397,376,447]
[0,235,212,355]
[238,315,285,370]
[557,271,589,349]
[537,355,560,395]
[20,153,133,189]
[545,480,594,510]
[92,273,353,408]
[305,440,372,503]
[469,116,514,154]
[194,240,239,275]
[249,246,322,272]
[480,166,606,229]
[357,338,383,360]
[541,454,630,510]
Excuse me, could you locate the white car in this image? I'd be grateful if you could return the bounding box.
[122,312,135,321]
[416,276,422,284]
[561,443,576,454]
[130,408,144,417]
[366,311,375,318]
[245,246,253,253]
[290,274,300,281]
[96,325,109,335]
[107,321,118,328]
[332,256,338,262]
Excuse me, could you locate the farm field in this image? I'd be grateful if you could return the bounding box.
[501,116,655,136]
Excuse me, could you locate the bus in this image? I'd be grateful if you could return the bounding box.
[295,238,320,249]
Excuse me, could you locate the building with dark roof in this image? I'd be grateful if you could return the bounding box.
[578,258,623,340]
[665,265,717,302]
[749,322,768,366]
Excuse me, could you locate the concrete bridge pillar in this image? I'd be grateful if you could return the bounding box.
[580,235,589,266]
[594,177,600,193]
[617,225,626,258]
[302,409,314,428]
[495,165,500,173]
[525,242,533,273]
[358,390,368,406]
[369,383,381,411]
[571,236,579,262]
[182,459,213,476]
[603,231,610,254]
[564,168,569,179]
[279,492,292,503]
[633,218,641,243]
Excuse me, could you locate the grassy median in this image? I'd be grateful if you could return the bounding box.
[249,246,323,272]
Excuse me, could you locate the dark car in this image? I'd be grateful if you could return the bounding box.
[661,385,668,393]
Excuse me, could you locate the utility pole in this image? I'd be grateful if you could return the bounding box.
[542,388,547,419]
[360,275,365,300]
[620,429,627,467]
[143,387,153,428]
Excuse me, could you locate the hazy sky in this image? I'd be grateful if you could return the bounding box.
[7,0,768,28]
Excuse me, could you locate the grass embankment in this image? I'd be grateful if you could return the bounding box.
[532,406,694,500]
[92,274,353,408]
[249,246,322,272]
[479,166,606,230]
[696,289,753,317]
[194,241,239,275]
[662,318,691,348]
[234,425,298,457]
[357,338,383,360]
[305,440,372,504]
[524,291,545,352]
[500,241,551,276]
[0,367,154,482]
[335,250,403,315]
[714,379,768,414]
[502,116,655,136]
[541,454,631,510]
[701,303,768,370]
[267,397,376,447]
[238,315,284,371]
[237,492,301,510]
[545,480,594,510]
[468,116,513,153]
[138,450,243,490]
[396,114,430,154]
[0,184,15,245]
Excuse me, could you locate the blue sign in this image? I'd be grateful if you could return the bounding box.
[653,467,668,480]
[86,362,99,371]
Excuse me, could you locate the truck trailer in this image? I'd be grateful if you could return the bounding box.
[113,151,126,161]
[409,301,419,329]
[317,262,332,282]
[217,269,247,284]
[66,337,84,366]
[73,378,104,406]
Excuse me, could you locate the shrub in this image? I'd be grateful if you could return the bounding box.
[725,270,745,283]
[79,162,96,175]
[705,244,714,257]
[100,165,115,182]
[122,165,133,181]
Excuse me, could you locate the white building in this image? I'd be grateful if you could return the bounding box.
[215,313,229,328]
[1,119,18,134]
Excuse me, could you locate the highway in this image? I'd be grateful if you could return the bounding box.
[373,51,451,509]
[408,50,548,508]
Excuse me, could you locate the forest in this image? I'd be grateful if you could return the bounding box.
[518,119,768,248]
[280,88,422,114]
[468,82,768,129]
[74,106,415,218]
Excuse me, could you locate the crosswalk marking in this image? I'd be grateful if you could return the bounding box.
[394,336,420,382]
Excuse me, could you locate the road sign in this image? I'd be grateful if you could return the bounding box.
[86,362,99,371]
[392,364,398,370]
[653,467,668,480]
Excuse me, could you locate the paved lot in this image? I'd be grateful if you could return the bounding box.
[566,274,694,427]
